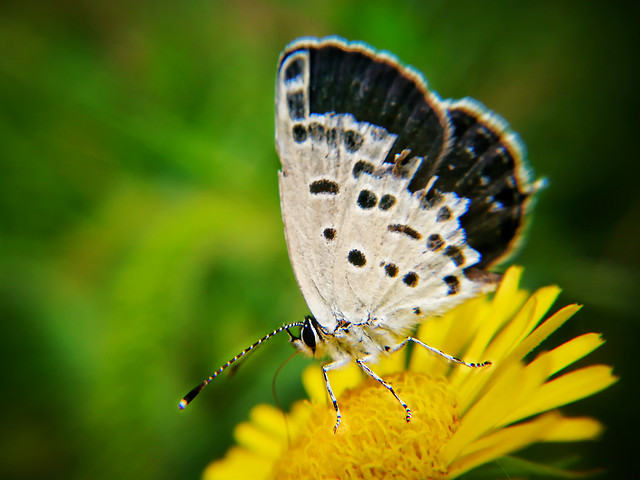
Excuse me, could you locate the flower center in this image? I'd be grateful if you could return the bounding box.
[271,372,459,479]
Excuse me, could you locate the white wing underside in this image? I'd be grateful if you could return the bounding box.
[276,49,490,336]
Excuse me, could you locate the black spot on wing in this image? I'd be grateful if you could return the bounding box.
[378,194,396,210]
[292,124,307,143]
[357,190,377,209]
[348,249,366,267]
[403,272,419,287]
[310,179,340,194]
[309,122,325,141]
[383,263,398,278]
[344,130,364,152]
[444,275,460,295]
[444,245,465,267]
[387,224,422,240]
[437,206,452,222]
[323,228,336,241]
[353,160,374,178]
[427,233,444,251]
[325,127,338,147]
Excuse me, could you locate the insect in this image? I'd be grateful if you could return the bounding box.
[180,37,540,431]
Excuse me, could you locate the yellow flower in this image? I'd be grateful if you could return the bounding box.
[204,267,617,479]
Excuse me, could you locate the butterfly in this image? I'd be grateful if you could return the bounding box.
[180,37,540,432]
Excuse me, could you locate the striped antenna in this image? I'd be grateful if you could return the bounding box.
[179,321,305,410]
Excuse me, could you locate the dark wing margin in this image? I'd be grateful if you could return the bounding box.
[434,99,538,268]
[278,37,451,188]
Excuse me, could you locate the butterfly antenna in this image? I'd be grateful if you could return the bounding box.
[179,322,305,410]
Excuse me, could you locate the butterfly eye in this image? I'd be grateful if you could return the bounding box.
[301,322,317,353]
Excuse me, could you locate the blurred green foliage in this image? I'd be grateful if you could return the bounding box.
[0,1,637,479]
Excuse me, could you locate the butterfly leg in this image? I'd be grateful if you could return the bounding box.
[355,357,412,422]
[405,337,492,368]
[322,357,350,433]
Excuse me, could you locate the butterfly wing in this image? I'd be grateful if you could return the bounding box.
[275,37,535,334]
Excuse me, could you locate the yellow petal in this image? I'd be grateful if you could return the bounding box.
[487,265,530,329]
[454,286,561,402]
[541,416,604,442]
[501,304,582,367]
[301,365,328,405]
[234,421,283,458]
[249,404,287,441]
[439,297,492,372]
[441,362,526,464]
[328,361,363,396]
[286,400,317,439]
[412,314,459,375]
[376,342,407,375]
[450,268,527,385]
[448,412,561,477]
[446,349,555,464]
[485,286,561,363]
[501,365,618,425]
[412,296,490,381]
[301,363,363,406]
[442,296,487,348]
[492,266,524,311]
[526,332,604,378]
[204,447,272,480]
[452,299,535,403]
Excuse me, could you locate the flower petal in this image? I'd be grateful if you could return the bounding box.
[501,365,618,425]
[526,332,604,378]
[454,299,537,410]
[502,304,582,368]
[450,268,529,386]
[448,412,561,477]
[442,361,527,464]
[440,297,492,368]
[301,365,328,405]
[204,446,272,480]
[412,311,463,376]
[485,285,561,363]
[454,286,562,405]
[234,420,283,458]
[302,363,363,406]
[376,342,407,375]
[492,266,524,311]
[249,404,287,441]
[541,416,604,442]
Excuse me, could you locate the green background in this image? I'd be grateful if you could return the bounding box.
[1,1,637,478]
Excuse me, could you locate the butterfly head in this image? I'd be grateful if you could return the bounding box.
[288,315,324,357]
